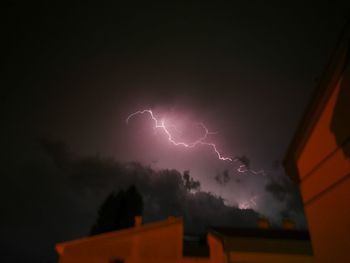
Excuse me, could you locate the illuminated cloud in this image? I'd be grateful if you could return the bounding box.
[127,109,265,176]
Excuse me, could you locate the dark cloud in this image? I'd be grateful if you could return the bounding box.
[265,174,304,215]
[271,160,281,171]
[214,169,231,185]
[234,178,242,184]
[4,2,348,262]
[266,180,287,202]
[235,155,251,169]
[0,139,260,262]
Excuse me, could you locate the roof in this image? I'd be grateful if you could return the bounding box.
[56,217,183,254]
[209,227,313,255]
[209,227,310,240]
[283,20,350,182]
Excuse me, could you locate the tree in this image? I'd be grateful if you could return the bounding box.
[183,170,200,191]
[90,185,143,235]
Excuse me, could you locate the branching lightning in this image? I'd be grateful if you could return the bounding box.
[238,195,258,210]
[126,109,265,176]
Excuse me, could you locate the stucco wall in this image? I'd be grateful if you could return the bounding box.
[296,71,350,262]
[58,220,184,263]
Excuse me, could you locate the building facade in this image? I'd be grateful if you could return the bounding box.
[284,23,350,262]
[56,216,313,263]
[56,217,223,263]
[210,226,313,263]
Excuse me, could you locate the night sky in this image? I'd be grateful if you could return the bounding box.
[2,1,350,262]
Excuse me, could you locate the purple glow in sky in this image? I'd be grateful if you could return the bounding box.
[124,107,271,212]
[5,2,350,261]
[126,108,265,176]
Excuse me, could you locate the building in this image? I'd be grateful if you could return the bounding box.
[209,226,313,263]
[284,22,350,262]
[56,216,312,263]
[56,216,223,263]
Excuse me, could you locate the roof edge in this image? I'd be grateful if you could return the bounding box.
[283,18,350,182]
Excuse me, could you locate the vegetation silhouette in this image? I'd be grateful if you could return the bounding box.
[90,185,143,235]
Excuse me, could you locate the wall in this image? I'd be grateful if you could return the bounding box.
[58,220,184,263]
[222,236,313,263]
[57,219,218,263]
[296,67,350,262]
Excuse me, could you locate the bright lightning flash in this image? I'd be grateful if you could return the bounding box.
[126,109,265,175]
[238,195,258,210]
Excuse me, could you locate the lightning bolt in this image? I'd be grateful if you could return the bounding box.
[126,109,265,175]
[238,195,258,210]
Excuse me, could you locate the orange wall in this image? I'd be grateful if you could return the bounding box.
[57,220,218,263]
[305,173,350,263]
[296,77,350,262]
[58,221,184,263]
[57,219,315,263]
[207,233,225,263]
[297,79,342,181]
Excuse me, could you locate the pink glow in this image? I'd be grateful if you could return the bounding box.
[126,109,265,176]
[238,195,258,210]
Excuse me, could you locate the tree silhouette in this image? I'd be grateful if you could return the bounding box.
[90,185,143,235]
[183,170,200,191]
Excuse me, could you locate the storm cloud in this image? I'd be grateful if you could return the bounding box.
[0,138,260,262]
[4,2,348,262]
[265,173,305,218]
[214,169,231,185]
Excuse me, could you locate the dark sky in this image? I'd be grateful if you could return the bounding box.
[2,1,350,262]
